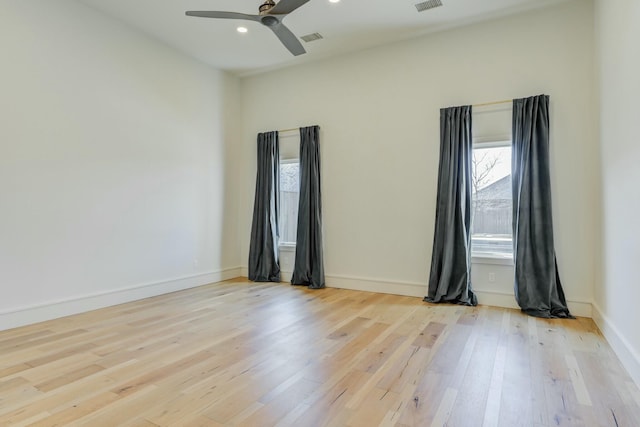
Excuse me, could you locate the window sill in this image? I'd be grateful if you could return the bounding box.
[471,255,513,266]
[279,244,296,252]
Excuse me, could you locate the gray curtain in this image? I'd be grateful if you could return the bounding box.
[248,131,281,282]
[425,106,477,306]
[292,125,325,289]
[512,95,572,318]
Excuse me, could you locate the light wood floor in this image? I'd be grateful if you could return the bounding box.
[1,279,639,427]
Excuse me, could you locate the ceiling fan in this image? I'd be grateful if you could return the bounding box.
[186,0,311,56]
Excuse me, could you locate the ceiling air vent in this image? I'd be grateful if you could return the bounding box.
[415,0,442,12]
[301,32,324,43]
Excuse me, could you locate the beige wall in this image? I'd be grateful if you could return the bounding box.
[594,0,640,386]
[0,0,242,329]
[239,0,598,313]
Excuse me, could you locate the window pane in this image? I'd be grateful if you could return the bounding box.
[279,162,299,245]
[471,145,513,258]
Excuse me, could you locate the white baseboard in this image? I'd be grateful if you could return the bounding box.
[241,267,592,317]
[591,303,640,388]
[0,267,242,332]
[473,289,592,318]
[325,274,426,298]
[566,300,593,318]
[475,289,520,309]
[325,277,592,317]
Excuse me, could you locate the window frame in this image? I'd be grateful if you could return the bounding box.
[470,139,514,264]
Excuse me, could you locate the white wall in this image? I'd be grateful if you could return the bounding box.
[594,0,640,386]
[239,0,598,315]
[0,0,242,330]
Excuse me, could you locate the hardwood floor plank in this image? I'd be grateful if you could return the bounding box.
[412,322,447,348]
[35,364,105,393]
[345,386,399,427]
[0,330,55,351]
[0,374,117,424]
[289,369,369,427]
[430,386,458,427]
[0,363,32,378]
[27,391,120,426]
[18,354,101,388]
[25,343,99,368]
[375,345,431,395]
[173,415,225,427]
[564,354,592,407]
[527,315,549,426]
[235,376,319,427]
[6,412,52,427]
[396,370,449,426]
[496,313,535,427]
[0,279,638,426]
[482,345,507,427]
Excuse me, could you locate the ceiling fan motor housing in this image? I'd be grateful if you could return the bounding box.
[259,0,276,15]
[260,16,280,26]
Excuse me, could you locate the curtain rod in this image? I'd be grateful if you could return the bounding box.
[473,99,512,108]
[278,127,299,133]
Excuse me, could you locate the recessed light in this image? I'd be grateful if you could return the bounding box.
[237,26,248,33]
[329,0,340,3]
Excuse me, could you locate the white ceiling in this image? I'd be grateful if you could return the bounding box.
[78,0,568,76]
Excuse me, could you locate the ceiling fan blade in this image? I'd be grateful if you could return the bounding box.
[185,11,261,22]
[269,0,311,15]
[270,23,306,56]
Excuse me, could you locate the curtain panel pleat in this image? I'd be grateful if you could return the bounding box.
[291,125,325,289]
[425,106,477,306]
[512,95,572,318]
[248,131,281,282]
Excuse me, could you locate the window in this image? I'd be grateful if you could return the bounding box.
[279,160,299,246]
[471,141,513,259]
